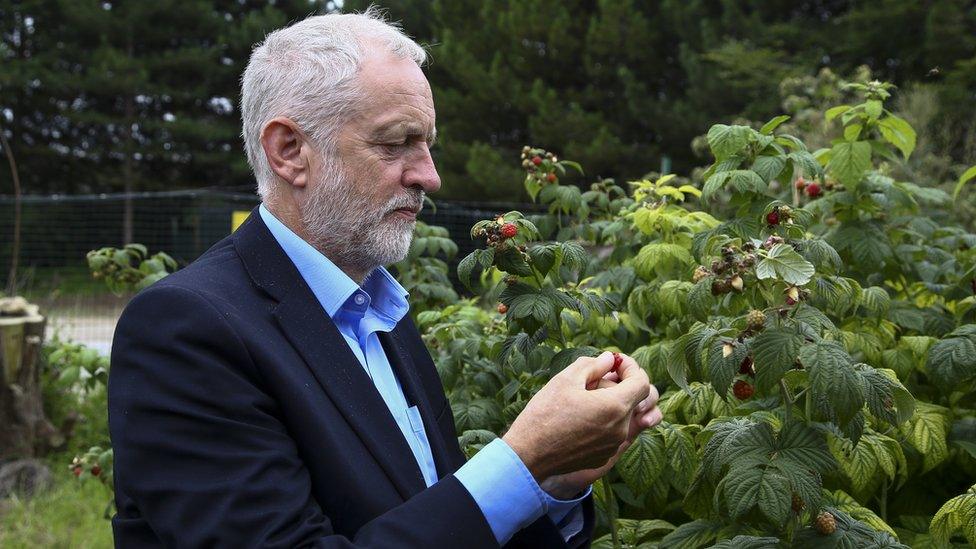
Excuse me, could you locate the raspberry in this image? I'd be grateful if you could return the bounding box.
[733,380,754,400]
[766,210,780,225]
[497,303,508,314]
[814,511,836,535]
[612,352,623,370]
[692,265,710,283]
[805,182,822,197]
[532,156,542,166]
[500,223,518,239]
[72,465,82,477]
[792,494,805,513]
[738,356,754,376]
[547,173,557,182]
[711,279,730,295]
[91,465,102,477]
[746,309,766,330]
[795,177,807,190]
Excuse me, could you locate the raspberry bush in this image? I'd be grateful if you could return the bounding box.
[424,81,976,547]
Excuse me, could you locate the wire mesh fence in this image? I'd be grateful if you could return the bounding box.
[0,190,540,353]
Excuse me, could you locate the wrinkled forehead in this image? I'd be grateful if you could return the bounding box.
[352,51,435,131]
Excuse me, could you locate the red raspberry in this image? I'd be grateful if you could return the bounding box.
[795,177,807,189]
[612,352,623,371]
[547,173,557,182]
[733,380,754,400]
[500,223,518,239]
[766,210,780,225]
[72,465,82,477]
[805,182,822,197]
[497,303,508,314]
[532,156,542,166]
[91,465,102,477]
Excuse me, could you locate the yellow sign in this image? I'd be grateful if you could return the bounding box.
[232,210,251,232]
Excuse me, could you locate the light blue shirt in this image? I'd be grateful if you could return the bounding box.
[259,205,586,544]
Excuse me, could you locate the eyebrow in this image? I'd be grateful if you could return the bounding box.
[371,121,437,146]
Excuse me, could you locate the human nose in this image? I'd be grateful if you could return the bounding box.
[403,145,441,194]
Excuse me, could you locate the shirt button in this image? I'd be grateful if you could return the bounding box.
[354,294,366,305]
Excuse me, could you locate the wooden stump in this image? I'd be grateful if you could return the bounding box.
[0,300,56,461]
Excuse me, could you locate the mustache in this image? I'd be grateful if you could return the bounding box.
[385,190,425,214]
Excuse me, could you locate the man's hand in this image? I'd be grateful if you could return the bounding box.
[541,355,662,499]
[501,351,652,483]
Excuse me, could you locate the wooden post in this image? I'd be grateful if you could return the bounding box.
[0,298,56,461]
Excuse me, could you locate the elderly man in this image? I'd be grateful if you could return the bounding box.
[108,10,661,548]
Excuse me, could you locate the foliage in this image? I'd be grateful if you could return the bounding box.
[86,243,176,296]
[409,78,976,547]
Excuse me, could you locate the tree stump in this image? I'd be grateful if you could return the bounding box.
[0,297,56,461]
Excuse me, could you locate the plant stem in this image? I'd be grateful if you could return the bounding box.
[780,379,793,423]
[602,480,620,549]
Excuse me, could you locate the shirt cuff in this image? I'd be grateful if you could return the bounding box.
[454,438,547,545]
[545,485,591,540]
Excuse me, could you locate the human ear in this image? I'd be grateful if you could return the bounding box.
[260,117,314,190]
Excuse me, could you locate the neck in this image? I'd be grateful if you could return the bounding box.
[262,199,374,285]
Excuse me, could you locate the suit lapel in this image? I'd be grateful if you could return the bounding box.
[233,208,427,500]
[379,327,455,480]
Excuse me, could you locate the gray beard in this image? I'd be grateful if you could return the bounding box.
[298,157,422,279]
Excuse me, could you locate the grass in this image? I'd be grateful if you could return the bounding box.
[0,469,114,549]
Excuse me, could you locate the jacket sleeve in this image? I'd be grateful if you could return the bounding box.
[108,284,498,549]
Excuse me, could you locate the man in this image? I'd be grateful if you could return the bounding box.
[108,10,662,548]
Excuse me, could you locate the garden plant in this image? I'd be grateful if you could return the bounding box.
[58,78,976,548]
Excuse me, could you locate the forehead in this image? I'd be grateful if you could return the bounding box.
[352,51,435,137]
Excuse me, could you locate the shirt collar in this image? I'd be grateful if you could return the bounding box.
[258,204,410,322]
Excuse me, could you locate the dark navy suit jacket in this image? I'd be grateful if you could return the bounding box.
[107,208,593,548]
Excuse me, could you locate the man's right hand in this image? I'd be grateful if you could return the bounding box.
[501,351,651,481]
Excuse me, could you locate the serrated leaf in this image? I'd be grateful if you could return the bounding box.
[930,484,976,546]
[827,141,872,187]
[755,243,816,286]
[752,328,803,393]
[617,430,668,493]
[878,115,917,159]
[659,519,722,549]
[760,115,791,135]
[801,340,864,427]
[707,124,753,160]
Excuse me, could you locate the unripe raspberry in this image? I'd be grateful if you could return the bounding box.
[500,223,518,239]
[692,265,710,283]
[532,156,542,166]
[814,511,836,535]
[497,303,508,314]
[733,380,754,400]
[795,177,807,189]
[766,210,780,225]
[522,145,531,154]
[746,309,766,330]
[806,182,822,197]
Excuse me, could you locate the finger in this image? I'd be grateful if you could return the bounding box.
[608,359,651,407]
[602,371,620,383]
[567,351,616,387]
[586,378,617,391]
[641,406,663,429]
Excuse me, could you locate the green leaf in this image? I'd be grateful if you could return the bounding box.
[878,115,917,159]
[953,165,976,199]
[930,484,976,546]
[707,124,753,160]
[634,243,694,279]
[659,519,722,549]
[827,141,872,187]
[760,115,791,135]
[751,155,787,183]
[864,100,883,119]
[709,535,782,548]
[826,105,852,122]
[776,422,836,474]
[755,243,816,286]
[900,402,950,473]
[617,430,668,493]
[926,330,976,392]
[860,286,891,316]
[509,292,555,323]
[703,169,767,200]
[801,341,864,427]
[751,328,803,393]
[718,462,791,526]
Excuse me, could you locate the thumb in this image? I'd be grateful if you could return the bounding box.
[567,351,615,388]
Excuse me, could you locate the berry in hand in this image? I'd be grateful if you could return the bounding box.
[766,210,780,225]
[612,352,623,371]
[806,182,822,197]
[733,380,754,400]
[500,223,518,239]
[814,511,837,535]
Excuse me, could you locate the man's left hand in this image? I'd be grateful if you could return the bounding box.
[540,354,662,500]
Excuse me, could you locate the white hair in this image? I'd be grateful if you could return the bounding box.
[240,8,427,201]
